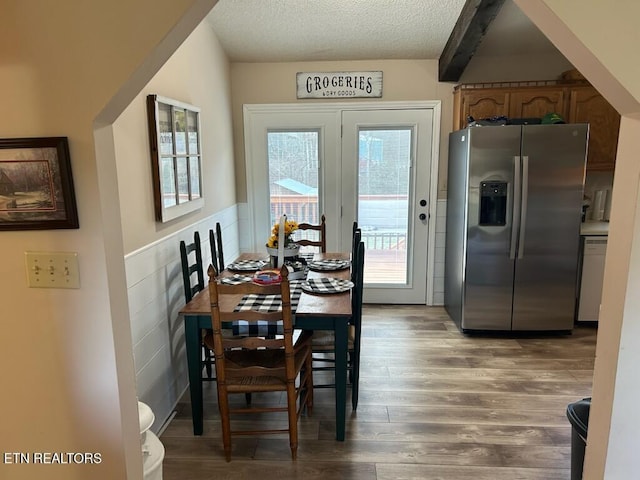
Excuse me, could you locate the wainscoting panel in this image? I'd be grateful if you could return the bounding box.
[125,205,240,432]
[432,199,446,306]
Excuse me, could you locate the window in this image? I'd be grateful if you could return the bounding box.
[147,94,204,222]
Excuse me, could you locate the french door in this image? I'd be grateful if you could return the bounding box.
[243,102,439,304]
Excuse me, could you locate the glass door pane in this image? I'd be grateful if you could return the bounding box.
[342,108,433,304]
[267,130,320,251]
[358,128,412,284]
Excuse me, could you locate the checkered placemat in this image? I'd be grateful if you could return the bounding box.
[231,280,304,336]
[301,277,354,295]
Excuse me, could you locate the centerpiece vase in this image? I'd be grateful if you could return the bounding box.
[266,245,300,267]
[267,214,300,268]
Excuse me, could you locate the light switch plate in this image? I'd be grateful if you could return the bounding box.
[25,251,80,289]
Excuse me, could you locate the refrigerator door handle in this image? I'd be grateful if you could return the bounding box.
[518,156,529,259]
[510,156,521,260]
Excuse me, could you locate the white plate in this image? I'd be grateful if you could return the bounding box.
[227,260,267,272]
[308,259,351,271]
[301,277,354,294]
[220,274,253,285]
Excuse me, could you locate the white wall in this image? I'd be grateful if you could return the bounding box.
[462,52,574,83]
[114,22,237,254]
[112,21,238,430]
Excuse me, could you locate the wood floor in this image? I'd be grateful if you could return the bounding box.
[160,305,597,479]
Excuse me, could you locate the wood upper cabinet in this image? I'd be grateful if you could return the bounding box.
[567,86,620,171]
[509,88,565,120]
[453,88,510,128]
[453,82,620,171]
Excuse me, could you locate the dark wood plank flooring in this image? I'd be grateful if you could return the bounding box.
[161,305,597,479]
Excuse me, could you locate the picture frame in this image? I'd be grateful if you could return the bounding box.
[147,94,204,223]
[0,137,79,231]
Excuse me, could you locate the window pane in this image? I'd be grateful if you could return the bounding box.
[174,108,187,155]
[158,103,173,156]
[358,128,411,284]
[267,131,320,241]
[189,156,201,199]
[161,157,176,207]
[187,111,199,154]
[176,157,189,203]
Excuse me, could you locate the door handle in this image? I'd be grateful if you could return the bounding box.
[510,156,521,260]
[518,156,529,259]
[419,213,427,221]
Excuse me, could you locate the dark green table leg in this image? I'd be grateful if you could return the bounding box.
[184,315,204,435]
[334,318,348,441]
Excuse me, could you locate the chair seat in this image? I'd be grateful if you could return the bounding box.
[311,325,355,350]
[203,333,311,391]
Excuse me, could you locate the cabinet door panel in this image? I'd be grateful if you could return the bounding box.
[568,87,620,171]
[509,88,565,119]
[462,90,510,124]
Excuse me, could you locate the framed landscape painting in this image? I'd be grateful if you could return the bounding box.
[0,137,79,230]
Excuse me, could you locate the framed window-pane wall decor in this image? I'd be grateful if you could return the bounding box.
[147,94,204,222]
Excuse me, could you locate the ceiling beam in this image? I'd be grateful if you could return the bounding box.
[439,0,505,82]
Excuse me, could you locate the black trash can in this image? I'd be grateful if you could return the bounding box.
[566,397,591,480]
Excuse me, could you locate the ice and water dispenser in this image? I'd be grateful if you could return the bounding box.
[479,181,507,226]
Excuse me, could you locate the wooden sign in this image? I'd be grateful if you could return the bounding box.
[296,71,383,99]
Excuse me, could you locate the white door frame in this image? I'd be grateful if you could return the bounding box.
[243,101,441,305]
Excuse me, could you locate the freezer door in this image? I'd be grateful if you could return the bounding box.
[512,124,588,330]
[463,126,522,330]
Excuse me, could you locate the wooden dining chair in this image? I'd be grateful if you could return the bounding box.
[209,222,225,273]
[296,214,326,252]
[352,227,361,264]
[204,264,314,461]
[179,232,215,380]
[310,240,365,410]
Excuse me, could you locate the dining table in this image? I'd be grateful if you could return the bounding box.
[178,251,353,441]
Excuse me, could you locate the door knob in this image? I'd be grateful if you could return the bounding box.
[419,199,427,207]
[419,213,427,221]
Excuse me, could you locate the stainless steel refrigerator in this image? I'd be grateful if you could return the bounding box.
[444,124,588,332]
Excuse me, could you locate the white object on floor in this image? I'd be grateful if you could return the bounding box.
[138,401,165,480]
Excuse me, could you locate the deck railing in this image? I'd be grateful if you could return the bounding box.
[270,195,408,251]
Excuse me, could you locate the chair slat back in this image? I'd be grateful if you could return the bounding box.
[180,231,205,302]
[296,214,326,252]
[209,222,225,273]
[352,241,365,322]
[351,228,362,283]
[207,265,296,377]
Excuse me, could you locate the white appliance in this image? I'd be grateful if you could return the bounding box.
[578,236,608,322]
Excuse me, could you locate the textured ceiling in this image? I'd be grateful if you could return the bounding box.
[206,0,468,62]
